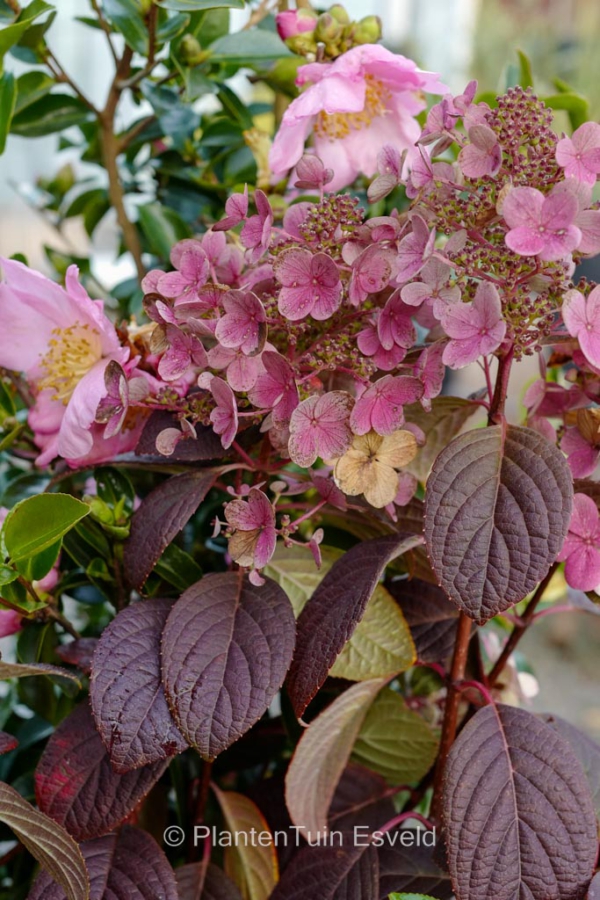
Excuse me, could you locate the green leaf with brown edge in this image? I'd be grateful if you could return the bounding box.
[213,788,278,900]
[351,689,438,785]
[3,494,89,563]
[404,397,480,483]
[285,678,386,843]
[0,781,89,900]
[123,470,215,590]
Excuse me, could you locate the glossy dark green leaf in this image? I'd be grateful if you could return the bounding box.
[11,94,93,137]
[14,538,61,582]
[209,28,291,63]
[160,0,244,8]
[0,0,52,61]
[0,71,16,154]
[3,493,89,562]
[103,0,148,55]
[13,70,53,114]
[545,92,589,131]
[138,202,192,259]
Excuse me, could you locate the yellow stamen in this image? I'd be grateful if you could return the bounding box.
[38,323,102,404]
[314,74,391,141]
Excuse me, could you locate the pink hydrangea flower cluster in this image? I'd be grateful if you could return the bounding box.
[3,72,600,588]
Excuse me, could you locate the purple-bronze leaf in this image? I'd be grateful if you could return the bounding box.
[0,781,89,900]
[176,863,243,900]
[443,703,597,900]
[588,873,600,900]
[377,830,452,900]
[56,639,99,676]
[162,573,296,760]
[329,764,396,832]
[424,424,573,623]
[0,731,17,754]
[136,410,224,461]
[123,470,215,591]
[90,598,187,774]
[286,534,424,717]
[28,825,178,900]
[387,578,462,663]
[541,713,600,817]
[35,704,168,841]
[269,839,379,900]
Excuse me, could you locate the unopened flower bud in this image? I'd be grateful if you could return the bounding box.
[276,9,316,41]
[179,34,203,66]
[351,15,382,45]
[328,4,351,25]
[315,12,342,45]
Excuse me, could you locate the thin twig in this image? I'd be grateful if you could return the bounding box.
[45,48,99,114]
[487,563,558,688]
[90,0,119,65]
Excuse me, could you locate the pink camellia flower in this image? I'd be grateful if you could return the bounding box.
[214,290,267,356]
[401,258,461,312]
[556,122,600,185]
[209,376,238,449]
[350,374,423,436]
[0,258,130,466]
[224,488,277,571]
[557,493,600,591]
[274,248,342,321]
[248,351,299,423]
[0,609,22,638]
[562,286,600,369]
[502,186,582,261]
[441,282,506,369]
[288,391,353,467]
[269,44,445,192]
[157,241,210,302]
[458,125,502,178]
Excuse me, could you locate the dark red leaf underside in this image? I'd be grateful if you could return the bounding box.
[269,839,379,900]
[387,578,460,663]
[136,410,223,461]
[377,830,453,900]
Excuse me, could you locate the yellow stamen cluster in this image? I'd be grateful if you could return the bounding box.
[38,323,101,404]
[314,74,391,141]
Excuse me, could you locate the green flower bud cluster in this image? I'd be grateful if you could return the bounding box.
[284,4,382,61]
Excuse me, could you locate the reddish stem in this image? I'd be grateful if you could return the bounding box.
[430,610,472,820]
